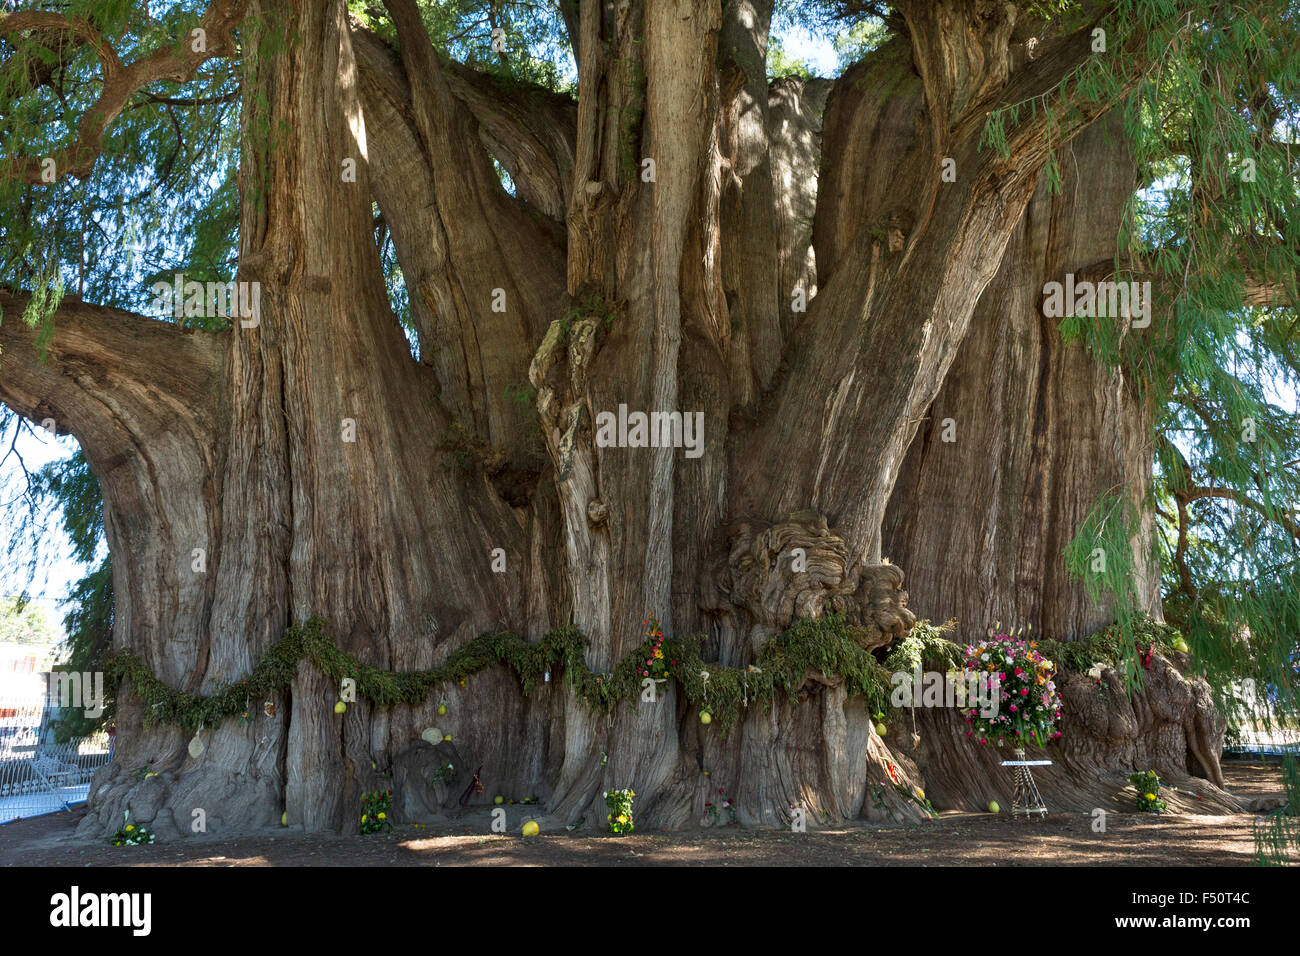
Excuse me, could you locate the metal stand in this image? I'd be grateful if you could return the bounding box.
[1000,748,1050,819]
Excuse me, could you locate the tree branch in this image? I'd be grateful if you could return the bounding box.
[1,0,249,184]
[0,292,225,468]
[352,0,566,464]
[351,19,576,219]
[1181,485,1300,541]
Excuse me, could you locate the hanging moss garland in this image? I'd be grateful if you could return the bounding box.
[105,615,953,734]
[103,615,1171,736]
[1036,617,1186,675]
[104,619,593,732]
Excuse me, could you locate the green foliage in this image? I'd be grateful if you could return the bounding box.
[99,614,975,736]
[0,444,113,741]
[770,0,893,76]
[1253,756,1299,866]
[560,294,620,338]
[1046,2,1300,767]
[110,810,155,846]
[1037,617,1183,678]
[100,613,1157,742]
[830,18,888,73]
[618,59,647,183]
[0,595,59,646]
[358,0,574,93]
[360,790,393,834]
[882,618,963,674]
[1129,770,1168,813]
[0,0,243,318]
[767,37,813,80]
[604,787,634,834]
[504,383,536,407]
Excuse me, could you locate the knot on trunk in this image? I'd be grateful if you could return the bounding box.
[699,510,915,652]
[529,313,601,482]
[1060,652,1228,792]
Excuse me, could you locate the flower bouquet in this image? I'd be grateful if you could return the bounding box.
[1129,770,1167,813]
[110,810,155,846]
[705,788,738,826]
[963,630,1061,749]
[605,788,635,833]
[360,790,393,834]
[638,615,673,682]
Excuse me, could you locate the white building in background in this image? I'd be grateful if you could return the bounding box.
[0,641,55,696]
[0,642,58,757]
[1224,678,1300,753]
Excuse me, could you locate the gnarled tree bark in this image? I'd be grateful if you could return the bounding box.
[0,0,1233,838]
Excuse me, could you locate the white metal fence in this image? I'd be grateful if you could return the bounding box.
[0,691,113,824]
[1224,728,1300,760]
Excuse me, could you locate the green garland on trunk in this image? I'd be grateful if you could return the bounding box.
[102,616,1186,737]
[103,615,966,735]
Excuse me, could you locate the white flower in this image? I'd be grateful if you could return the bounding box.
[1087,663,1105,680]
[981,653,990,661]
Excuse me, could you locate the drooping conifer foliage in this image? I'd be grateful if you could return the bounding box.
[0,0,1295,848]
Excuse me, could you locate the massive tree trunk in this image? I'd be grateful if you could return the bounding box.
[882,111,1231,813]
[0,0,1233,838]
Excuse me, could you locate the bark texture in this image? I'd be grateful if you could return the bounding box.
[0,0,1239,838]
[881,112,1231,812]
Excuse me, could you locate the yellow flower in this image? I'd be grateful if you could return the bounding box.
[377,812,386,819]
[653,648,663,659]
[1145,793,1156,801]
[125,825,135,832]
[617,814,628,823]
[361,814,368,822]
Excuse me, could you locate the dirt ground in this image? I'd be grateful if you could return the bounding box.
[1,761,1291,867]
